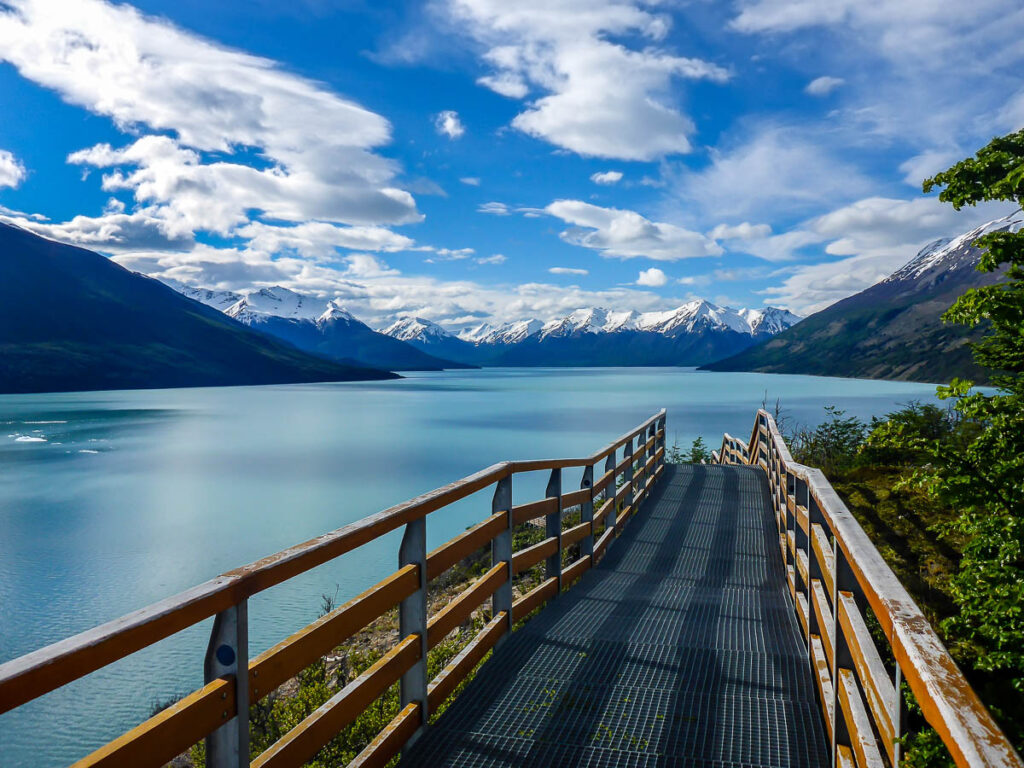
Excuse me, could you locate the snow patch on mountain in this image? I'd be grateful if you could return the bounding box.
[886,210,1023,284]
[382,317,454,344]
[160,278,241,312]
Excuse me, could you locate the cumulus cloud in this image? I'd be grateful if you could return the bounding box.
[0,0,420,261]
[636,267,668,287]
[0,149,26,189]
[545,200,723,261]
[446,0,729,160]
[708,222,772,241]
[549,267,588,276]
[590,170,623,185]
[435,110,466,139]
[805,76,844,96]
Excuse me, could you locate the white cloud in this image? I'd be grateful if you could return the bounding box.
[636,267,668,287]
[435,110,466,139]
[590,170,623,185]
[424,247,477,264]
[476,253,506,265]
[672,125,873,220]
[545,200,723,261]
[478,201,510,215]
[758,197,1018,312]
[0,149,26,188]
[460,177,481,186]
[0,0,420,258]
[805,76,844,96]
[898,149,961,188]
[708,222,772,241]
[446,0,729,160]
[730,0,1024,186]
[549,267,588,276]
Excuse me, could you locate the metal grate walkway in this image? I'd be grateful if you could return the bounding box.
[400,464,830,768]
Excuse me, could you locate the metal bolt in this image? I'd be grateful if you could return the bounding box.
[221,691,227,700]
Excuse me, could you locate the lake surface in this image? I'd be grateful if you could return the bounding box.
[0,367,942,766]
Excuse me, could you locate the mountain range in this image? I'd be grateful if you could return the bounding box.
[167,284,474,372]
[380,303,801,367]
[0,223,396,394]
[704,211,1023,383]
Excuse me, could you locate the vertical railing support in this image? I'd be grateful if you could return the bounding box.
[398,516,428,742]
[893,662,904,765]
[492,474,513,639]
[205,601,249,768]
[604,451,617,535]
[657,414,667,469]
[545,468,563,591]
[623,437,634,521]
[580,464,594,560]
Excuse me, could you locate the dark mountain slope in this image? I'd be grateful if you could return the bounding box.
[0,223,396,394]
[703,212,1023,384]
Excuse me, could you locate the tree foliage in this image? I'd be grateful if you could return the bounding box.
[867,130,1024,758]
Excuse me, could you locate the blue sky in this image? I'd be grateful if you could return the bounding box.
[0,0,1021,329]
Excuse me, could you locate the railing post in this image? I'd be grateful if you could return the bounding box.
[893,663,904,765]
[657,414,667,469]
[604,451,617,534]
[580,464,595,560]
[399,516,428,741]
[492,474,513,638]
[623,437,634,520]
[545,468,563,592]
[831,539,856,768]
[205,601,249,768]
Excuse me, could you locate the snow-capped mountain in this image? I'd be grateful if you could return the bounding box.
[706,211,1022,384]
[383,317,455,344]
[459,319,543,345]
[159,279,241,312]
[167,284,471,372]
[884,210,1022,286]
[225,286,327,324]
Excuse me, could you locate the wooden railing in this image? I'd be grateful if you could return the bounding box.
[0,410,667,768]
[718,409,1023,768]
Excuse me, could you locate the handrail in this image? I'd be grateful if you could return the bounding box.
[0,409,667,768]
[719,409,1022,768]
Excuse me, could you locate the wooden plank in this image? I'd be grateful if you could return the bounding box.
[511,537,558,576]
[593,497,614,527]
[811,578,835,666]
[427,564,506,650]
[796,504,809,535]
[837,667,886,768]
[811,523,835,597]
[787,565,796,602]
[427,612,506,711]
[560,488,590,509]
[796,548,809,588]
[796,591,810,638]
[562,520,591,549]
[72,676,234,768]
[511,578,558,623]
[787,529,796,558]
[838,745,856,768]
[810,635,835,741]
[594,526,614,562]
[426,512,506,581]
[593,470,614,495]
[562,555,590,587]
[348,702,421,768]
[249,565,419,701]
[511,497,557,526]
[838,591,898,763]
[252,635,420,768]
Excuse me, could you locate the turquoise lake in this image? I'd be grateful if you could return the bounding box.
[0,367,944,766]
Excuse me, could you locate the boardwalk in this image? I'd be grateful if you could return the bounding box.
[400,464,830,767]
